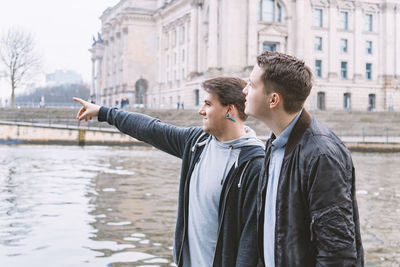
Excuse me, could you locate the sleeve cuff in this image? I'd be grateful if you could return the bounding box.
[98,106,109,122]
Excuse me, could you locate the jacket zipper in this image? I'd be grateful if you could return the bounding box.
[310,216,315,241]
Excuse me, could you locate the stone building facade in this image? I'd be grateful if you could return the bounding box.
[90,0,400,111]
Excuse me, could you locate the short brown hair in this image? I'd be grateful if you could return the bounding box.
[202,77,248,121]
[257,51,313,113]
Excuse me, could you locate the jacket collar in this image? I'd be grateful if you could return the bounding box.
[283,109,312,157]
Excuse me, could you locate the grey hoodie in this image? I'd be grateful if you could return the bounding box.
[183,126,263,267]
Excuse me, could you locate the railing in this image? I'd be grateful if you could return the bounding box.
[1,116,400,144]
[0,114,115,131]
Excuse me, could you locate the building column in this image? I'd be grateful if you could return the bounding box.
[382,2,396,110]
[353,2,363,81]
[91,58,95,97]
[207,0,218,69]
[95,58,102,104]
[382,3,395,78]
[295,0,305,58]
[328,1,338,80]
[189,5,198,75]
[396,4,400,81]
[247,0,258,67]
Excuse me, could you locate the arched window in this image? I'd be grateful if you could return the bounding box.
[260,0,283,23]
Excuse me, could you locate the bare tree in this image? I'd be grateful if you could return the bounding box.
[0,28,41,107]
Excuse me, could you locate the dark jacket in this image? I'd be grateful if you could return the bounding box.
[257,110,364,267]
[98,107,264,267]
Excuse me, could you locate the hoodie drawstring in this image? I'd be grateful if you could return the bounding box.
[220,145,234,185]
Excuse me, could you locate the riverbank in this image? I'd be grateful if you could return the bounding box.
[1,108,400,152]
[2,120,400,152]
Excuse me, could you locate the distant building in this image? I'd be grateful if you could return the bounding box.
[46,70,83,86]
[90,0,400,111]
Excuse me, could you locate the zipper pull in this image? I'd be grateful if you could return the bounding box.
[310,217,315,241]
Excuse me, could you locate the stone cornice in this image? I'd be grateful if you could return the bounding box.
[310,0,330,8]
[157,0,192,18]
[362,2,380,14]
[381,2,397,12]
[162,13,191,32]
[121,14,155,22]
[337,1,355,11]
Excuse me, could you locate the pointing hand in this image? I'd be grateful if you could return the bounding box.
[73,97,101,121]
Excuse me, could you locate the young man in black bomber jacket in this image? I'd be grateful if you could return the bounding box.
[243,51,364,266]
[74,77,264,267]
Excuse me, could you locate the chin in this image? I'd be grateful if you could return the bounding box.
[244,108,253,117]
[202,126,212,134]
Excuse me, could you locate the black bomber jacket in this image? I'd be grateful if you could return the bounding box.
[257,109,364,267]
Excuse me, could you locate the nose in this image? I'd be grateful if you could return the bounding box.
[198,106,205,116]
[242,84,248,95]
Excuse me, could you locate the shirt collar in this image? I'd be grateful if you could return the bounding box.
[272,109,303,149]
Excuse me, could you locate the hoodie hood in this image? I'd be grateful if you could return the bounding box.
[211,126,264,149]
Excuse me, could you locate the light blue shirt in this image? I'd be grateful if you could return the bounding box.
[264,109,303,267]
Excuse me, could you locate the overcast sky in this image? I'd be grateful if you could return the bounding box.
[0,0,120,100]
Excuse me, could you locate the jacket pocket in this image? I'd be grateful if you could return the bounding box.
[310,205,355,252]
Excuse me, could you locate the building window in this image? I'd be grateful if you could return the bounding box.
[315,60,322,78]
[277,3,282,22]
[341,39,348,53]
[261,0,275,22]
[182,50,185,62]
[317,92,325,110]
[260,0,283,23]
[340,11,348,30]
[341,61,347,79]
[173,29,177,46]
[164,33,169,49]
[368,93,375,111]
[263,43,277,51]
[195,89,200,106]
[314,9,323,27]
[180,25,185,43]
[365,14,373,32]
[167,55,169,67]
[315,37,322,51]
[366,41,372,54]
[174,52,177,64]
[344,93,351,110]
[366,63,372,80]
[182,68,185,79]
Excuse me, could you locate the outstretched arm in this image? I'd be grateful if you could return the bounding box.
[73,97,194,158]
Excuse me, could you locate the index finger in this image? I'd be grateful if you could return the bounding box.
[73,97,86,106]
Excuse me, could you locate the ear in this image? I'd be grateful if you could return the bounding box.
[269,93,281,109]
[226,104,236,114]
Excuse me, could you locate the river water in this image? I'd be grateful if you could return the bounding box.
[0,145,399,267]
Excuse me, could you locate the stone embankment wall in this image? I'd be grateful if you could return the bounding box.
[1,108,400,151]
